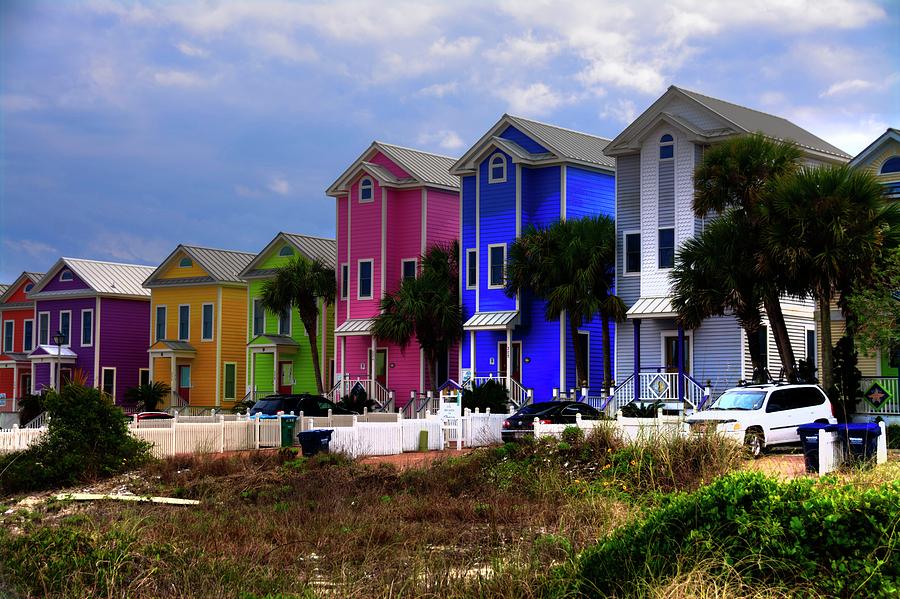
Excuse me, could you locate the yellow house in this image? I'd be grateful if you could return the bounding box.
[143,245,255,410]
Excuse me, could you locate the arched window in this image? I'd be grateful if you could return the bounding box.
[659,134,674,160]
[24,283,34,293]
[59,269,73,282]
[279,245,294,257]
[488,153,506,183]
[881,156,900,174]
[359,177,373,202]
[179,257,193,268]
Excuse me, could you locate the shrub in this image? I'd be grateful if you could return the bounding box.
[575,472,900,597]
[619,400,664,418]
[0,383,151,494]
[339,387,377,413]
[887,424,900,450]
[17,392,45,426]
[124,381,171,412]
[461,379,509,413]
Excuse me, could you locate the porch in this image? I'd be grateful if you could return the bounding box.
[858,376,900,421]
[247,334,300,397]
[148,340,196,409]
[28,345,78,392]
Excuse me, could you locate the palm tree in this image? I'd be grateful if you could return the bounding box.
[766,164,900,392]
[260,257,336,394]
[506,216,625,394]
[693,133,803,381]
[125,381,171,412]
[373,241,462,394]
[671,210,767,381]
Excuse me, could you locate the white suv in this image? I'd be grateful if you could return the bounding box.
[685,384,836,457]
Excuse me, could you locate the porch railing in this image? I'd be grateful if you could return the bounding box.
[23,412,47,429]
[465,374,532,411]
[858,377,900,415]
[327,377,393,411]
[609,371,707,411]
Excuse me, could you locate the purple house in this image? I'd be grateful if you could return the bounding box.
[27,258,155,406]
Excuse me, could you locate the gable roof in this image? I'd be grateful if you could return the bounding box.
[326,141,459,196]
[239,232,337,278]
[0,272,44,305]
[29,259,154,299]
[144,245,255,287]
[450,114,614,175]
[605,86,850,161]
[850,128,900,168]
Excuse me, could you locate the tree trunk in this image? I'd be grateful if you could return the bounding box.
[763,293,797,382]
[745,324,766,383]
[819,296,834,393]
[569,313,586,390]
[303,316,324,395]
[601,312,612,395]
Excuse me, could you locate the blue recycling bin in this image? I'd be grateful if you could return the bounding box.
[828,422,882,463]
[298,429,333,457]
[797,423,832,473]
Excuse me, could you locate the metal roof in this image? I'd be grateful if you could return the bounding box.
[248,334,299,347]
[463,310,520,330]
[0,285,7,296]
[240,233,337,278]
[335,318,375,336]
[145,245,255,287]
[677,88,850,158]
[0,351,30,363]
[377,142,459,189]
[28,345,78,359]
[149,340,197,353]
[626,296,676,319]
[850,128,900,167]
[507,115,615,169]
[30,258,154,298]
[0,272,44,304]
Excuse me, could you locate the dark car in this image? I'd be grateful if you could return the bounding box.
[135,411,175,420]
[248,394,356,417]
[501,401,601,442]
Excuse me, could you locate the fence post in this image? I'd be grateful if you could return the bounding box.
[533,416,541,439]
[576,412,582,430]
[254,412,261,450]
[219,414,225,453]
[12,424,19,450]
[171,416,177,457]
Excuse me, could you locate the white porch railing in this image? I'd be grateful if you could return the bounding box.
[327,377,393,411]
[23,412,47,429]
[465,375,532,411]
[858,377,900,415]
[610,372,706,411]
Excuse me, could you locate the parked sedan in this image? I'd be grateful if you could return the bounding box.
[249,394,356,417]
[501,401,601,442]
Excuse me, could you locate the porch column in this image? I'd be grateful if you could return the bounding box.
[49,361,56,391]
[273,348,279,393]
[12,366,18,401]
[633,319,641,384]
[341,336,347,396]
[470,330,476,374]
[677,326,685,403]
[170,356,177,405]
[370,336,376,387]
[505,327,512,390]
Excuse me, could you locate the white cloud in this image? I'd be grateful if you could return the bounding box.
[4,238,58,259]
[601,98,638,125]
[429,36,480,59]
[417,129,465,151]
[489,31,561,66]
[820,79,876,98]
[0,94,45,112]
[250,31,317,63]
[176,41,209,58]
[268,176,291,196]
[417,81,458,98]
[153,70,209,87]
[85,232,169,264]
[496,82,572,117]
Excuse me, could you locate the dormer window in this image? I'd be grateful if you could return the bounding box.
[24,283,34,292]
[359,177,373,202]
[659,134,674,160]
[59,269,73,282]
[279,246,294,257]
[488,153,507,183]
[179,257,193,268]
[881,156,900,174]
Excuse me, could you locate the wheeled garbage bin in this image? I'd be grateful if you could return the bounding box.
[797,423,832,473]
[280,415,298,448]
[830,422,882,464]
[298,429,333,457]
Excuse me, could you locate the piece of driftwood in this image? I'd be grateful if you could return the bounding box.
[54,493,199,505]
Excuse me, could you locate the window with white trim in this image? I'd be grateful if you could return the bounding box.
[24,283,33,293]
[81,309,93,347]
[179,257,193,268]
[224,362,237,400]
[178,305,190,341]
[359,177,373,202]
[278,307,291,336]
[252,299,265,336]
[38,312,50,345]
[466,249,477,289]
[340,264,349,300]
[101,367,116,397]
[658,228,675,269]
[488,244,506,288]
[659,134,674,160]
[201,303,214,341]
[155,306,166,341]
[139,368,150,387]
[358,260,373,299]
[23,319,33,351]
[59,311,71,346]
[624,232,640,274]
[401,259,416,282]
[3,321,13,352]
[279,245,294,256]
[59,269,73,282]
[488,153,507,183]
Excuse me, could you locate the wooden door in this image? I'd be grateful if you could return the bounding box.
[369,348,387,387]
[663,336,690,374]
[278,361,294,395]
[20,373,31,398]
[178,365,191,402]
[498,342,522,383]
[59,367,73,386]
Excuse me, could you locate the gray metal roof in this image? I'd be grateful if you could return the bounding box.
[149,340,197,353]
[626,296,675,319]
[0,285,7,296]
[335,318,375,336]
[248,334,299,347]
[463,310,520,330]
[0,272,43,304]
[147,276,216,287]
[506,115,615,169]
[145,245,255,287]
[376,143,460,189]
[281,234,336,268]
[0,351,30,362]
[29,344,78,359]
[676,87,851,159]
[31,258,154,298]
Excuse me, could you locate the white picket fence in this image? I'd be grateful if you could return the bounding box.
[0,425,46,453]
[532,410,685,441]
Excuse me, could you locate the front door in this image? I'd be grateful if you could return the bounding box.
[278,361,294,395]
[368,348,387,387]
[178,365,191,402]
[498,341,522,383]
[663,335,690,374]
[59,367,73,386]
[19,372,31,398]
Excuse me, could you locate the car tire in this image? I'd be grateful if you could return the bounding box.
[744,429,764,459]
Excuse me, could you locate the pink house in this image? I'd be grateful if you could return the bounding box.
[326,142,460,407]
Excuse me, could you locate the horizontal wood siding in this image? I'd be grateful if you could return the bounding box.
[498,125,548,154]
[157,251,209,279]
[616,154,641,306]
[336,195,349,326]
[385,188,421,294]
[33,298,97,386]
[658,160,675,228]
[99,297,150,404]
[478,151,515,312]
[693,315,743,398]
[425,188,460,248]
[348,174,383,318]
[565,166,614,220]
[516,293,560,400]
[461,175,476,369]
[522,165,561,229]
[41,270,90,292]
[220,286,248,405]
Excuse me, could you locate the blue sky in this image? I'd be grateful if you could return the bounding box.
[2,0,898,281]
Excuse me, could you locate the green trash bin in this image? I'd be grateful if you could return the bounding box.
[280,415,298,447]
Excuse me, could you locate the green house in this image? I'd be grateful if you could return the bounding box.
[239,233,336,399]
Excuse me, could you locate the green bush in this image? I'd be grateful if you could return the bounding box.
[887,424,900,450]
[124,381,171,412]
[0,383,151,494]
[461,379,509,413]
[575,472,900,597]
[619,400,664,418]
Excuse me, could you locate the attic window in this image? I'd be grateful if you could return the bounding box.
[24,283,34,292]
[279,246,295,257]
[881,156,900,174]
[359,177,373,202]
[488,153,506,183]
[179,257,193,268]
[59,270,73,282]
[659,134,674,160]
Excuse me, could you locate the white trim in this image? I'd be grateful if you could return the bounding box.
[178,256,193,268]
[577,329,590,387]
[340,263,349,300]
[357,259,374,300]
[657,227,675,270]
[488,153,507,183]
[59,310,72,347]
[381,186,386,298]
[421,188,427,256]
[401,258,417,282]
[559,311,566,391]
[804,324,817,371]
[459,188,463,378]
[420,347,425,393]
[139,368,150,386]
[100,367,116,398]
[658,133,675,160]
[321,297,327,388]
[215,288,222,406]
[659,330,694,374]
[223,361,237,400]
[497,339,522,381]
[252,298,265,336]
[177,304,190,341]
[94,298,101,388]
[278,306,292,336]
[346,193,351,321]
[515,163,521,312]
[359,177,374,203]
[22,319,33,352]
[201,302,215,342]
[466,249,477,290]
[80,308,94,347]
[155,305,167,342]
[38,311,50,346]
[623,230,641,275]
[487,243,506,289]
[560,164,567,220]
[475,170,480,311]
[58,269,73,282]
[2,320,13,353]
[367,345,388,389]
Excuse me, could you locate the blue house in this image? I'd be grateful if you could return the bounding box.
[450,114,616,403]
